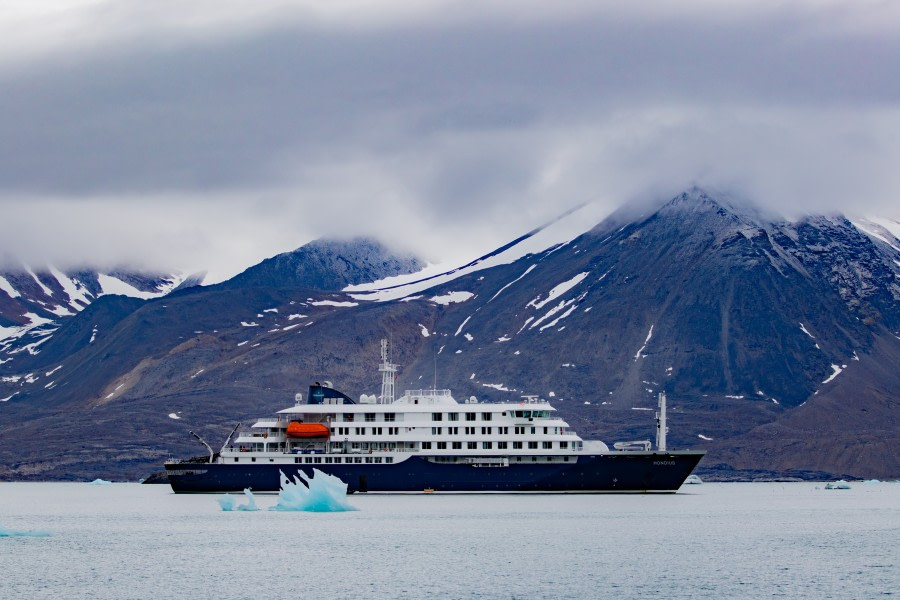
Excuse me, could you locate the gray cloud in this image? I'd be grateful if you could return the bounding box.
[1,1,899,280]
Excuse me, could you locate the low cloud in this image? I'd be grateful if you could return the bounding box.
[1,1,898,278]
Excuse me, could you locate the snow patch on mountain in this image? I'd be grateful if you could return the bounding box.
[528,272,589,310]
[822,363,847,384]
[0,276,21,298]
[309,300,359,307]
[98,274,160,299]
[851,217,900,252]
[50,267,93,309]
[430,291,474,305]
[634,325,654,360]
[489,264,536,303]
[455,315,472,336]
[346,203,611,302]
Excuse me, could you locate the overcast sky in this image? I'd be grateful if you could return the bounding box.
[1,1,898,282]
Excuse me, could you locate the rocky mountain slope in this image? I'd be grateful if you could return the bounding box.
[1,190,897,481]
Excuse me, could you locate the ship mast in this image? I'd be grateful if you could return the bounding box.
[656,392,667,452]
[378,338,398,404]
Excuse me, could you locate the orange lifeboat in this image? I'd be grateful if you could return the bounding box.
[285,422,330,439]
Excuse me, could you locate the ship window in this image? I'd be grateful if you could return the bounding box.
[422,442,432,449]
[531,427,536,434]
[251,457,256,462]
[560,441,568,449]
[544,427,548,434]
[481,412,492,421]
[314,457,322,463]
[365,457,373,463]
[325,457,332,463]
[345,414,354,422]
[465,427,475,435]
[365,413,376,422]
[467,442,477,450]
[432,413,443,421]
[386,457,394,464]
[448,412,459,421]
[437,442,447,449]
[448,427,458,435]
[384,413,396,422]
[481,427,491,434]
[543,441,553,449]
[482,442,492,449]
[465,413,476,421]
[356,428,364,435]
[564,456,569,462]
[498,442,508,450]
[374,457,382,463]
[354,457,362,463]
[528,442,538,449]
[452,442,462,449]
[234,458,239,463]
[374,427,383,435]
[513,441,523,449]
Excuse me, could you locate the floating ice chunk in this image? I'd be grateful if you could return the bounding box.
[0,524,51,537]
[271,469,357,512]
[698,434,714,441]
[168,413,181,420]
[88,478,111,485]
[418,324,430,337]
[218,488,260,511]
[825,481,852,490]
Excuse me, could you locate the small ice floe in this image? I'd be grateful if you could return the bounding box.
[168,413,181,420]
[683,475,703,485]
[271,469,357,512]
[88,478,111,485]
[698,434,714,441]
[0,524,51,538]
[218,488,260,511]
[862,479,881,484]
[824,481,852,490]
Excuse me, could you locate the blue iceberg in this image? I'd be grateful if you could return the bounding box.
[270,469,357,512]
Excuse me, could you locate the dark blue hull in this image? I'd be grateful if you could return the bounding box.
[166,451,705,493]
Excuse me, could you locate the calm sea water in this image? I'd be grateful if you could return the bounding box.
[1,482,897,599]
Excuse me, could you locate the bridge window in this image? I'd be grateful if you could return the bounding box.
[365,413,376,422]
[448,413,459,421]
[466,413,476,421]
[432,413,443,421]
[481,412,492,421]
[384,413,395,422]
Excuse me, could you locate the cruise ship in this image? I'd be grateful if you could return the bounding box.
[165,340,704,493]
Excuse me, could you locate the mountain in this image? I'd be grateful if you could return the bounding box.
[0,189,897,481]
[0,264,195,359]
[218,237,424,291]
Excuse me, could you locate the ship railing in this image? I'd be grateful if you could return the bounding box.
[404,389,452,398]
